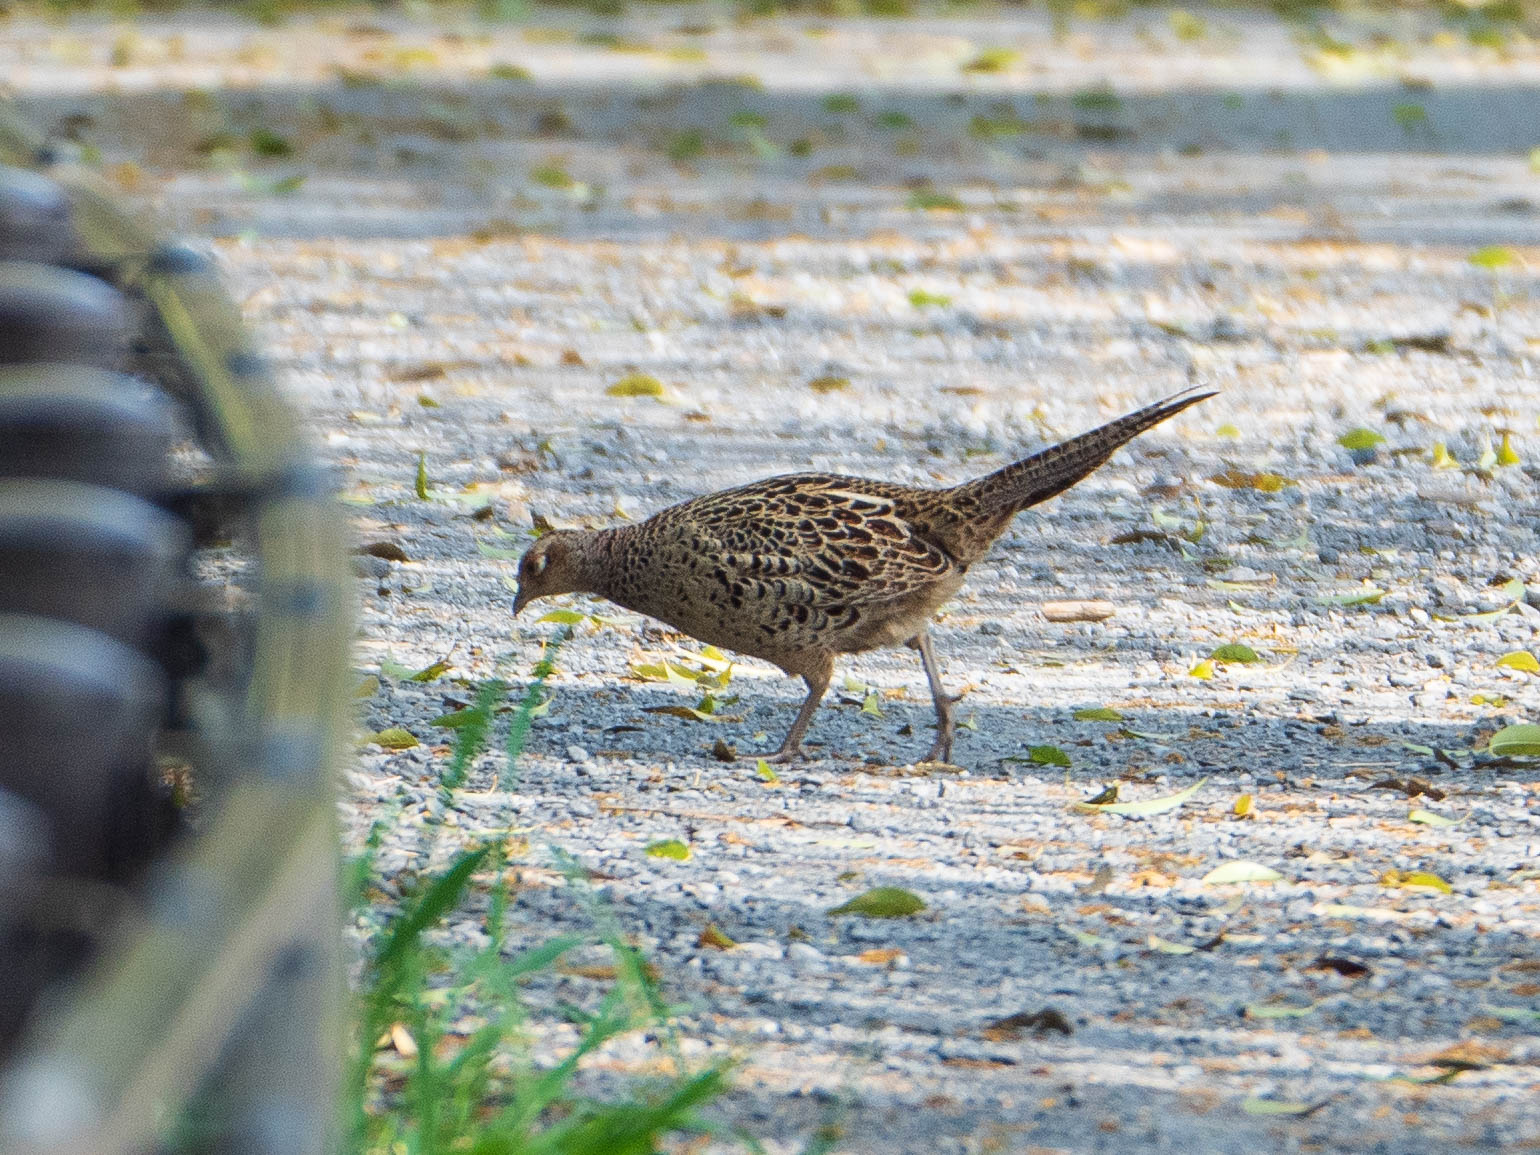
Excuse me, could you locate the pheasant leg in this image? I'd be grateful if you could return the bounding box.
[764,668,831,763]
[909,630,961,763]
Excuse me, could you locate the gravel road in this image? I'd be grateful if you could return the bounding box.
[9,5,1540,1150]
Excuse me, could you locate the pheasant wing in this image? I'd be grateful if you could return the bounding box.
[680,476,955,606]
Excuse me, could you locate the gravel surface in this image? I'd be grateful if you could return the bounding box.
[11,5,1540,1150]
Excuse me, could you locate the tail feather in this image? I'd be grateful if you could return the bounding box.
[950,387,1215,519]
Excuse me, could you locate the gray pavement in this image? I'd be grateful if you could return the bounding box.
[9,6,1540,1150]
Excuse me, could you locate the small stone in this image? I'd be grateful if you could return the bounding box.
[1317,547,1340,564]
[565,744,590,763]
[978,620,1006,636]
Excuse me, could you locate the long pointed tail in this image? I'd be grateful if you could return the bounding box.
[950,387,1215,519]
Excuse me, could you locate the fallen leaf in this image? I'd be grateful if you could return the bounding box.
[1241,1097,1318,1116]
[1029,744,1071,766]
[1309,956,1371,978]
[358,540,410,562]
[827,886,926,918]
[389,1023,419,1058]
[1073,706,1124,722]
[1489,723,1540,757]
[645,838,691,861]
[982,1008,1072,1040]
[1381,869,1453,894]
[697,923,736,950]
[1074,777,1206,817]
[1210,643,1261,663]
[606,372,665,398]
[1244,1002,1315,1020]
[1495,651,1540,674]
[1337,427,1386,451]
[367,727,419,750]
[1408,808,1459,827]
[1201,860,1281,885]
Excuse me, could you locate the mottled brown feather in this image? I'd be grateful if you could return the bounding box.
[512,387,1213,762]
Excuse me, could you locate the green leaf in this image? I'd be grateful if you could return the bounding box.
[755,758,780,783]
[1469,245,1513,270]
[666,129,705,163]
[1495,651,1540,673]
[1074,777,1206,817]
[606,372,665,398]
[645,839,691,861]
[1201,860,1283,885]
[430,709,479,729]
[1244,1003,1315,1021]
[408,659,452,682]
[1317,586,1387,606]
[1073,707,1124,722]
[1147,934,1196,955]
[1489,724,1540,757]
[823,92,861,114]
[1071,85,1121,113]
[414,452,429,499]
[1241,1097,1316,1115]
[1408,809,1459,827]
[248,126,294,157]
[961,47,1018,73]
[907,288,952,308]
[827,886,926,918]
[1028,744,1071,766]
[368,727,419,750]
[908,189,964,212]
[1210,643,1261,663]
[537,609,591,625]
[1189,659,1215,680]
[531,163,574,189]
[1391,102,1428,131]
[476,540,524,559]
[1337,427,1386,451]
[861,689,884,717]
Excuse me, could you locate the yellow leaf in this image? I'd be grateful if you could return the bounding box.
[1189,659,1215,679]
[606,373,665,398]
[1496,432,1520,467]
[1233,793,1255,818]
[1495,651,1540,674]
[697,923,737,950]
[389,1023,419,1058]
[1430,442,1459,469]
[1382,869,1453,894]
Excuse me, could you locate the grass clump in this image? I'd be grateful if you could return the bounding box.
[342,630,735,1153]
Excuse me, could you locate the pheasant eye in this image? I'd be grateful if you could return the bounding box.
[530,554,548,575]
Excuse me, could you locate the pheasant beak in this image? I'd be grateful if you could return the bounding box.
[511,586,532,617]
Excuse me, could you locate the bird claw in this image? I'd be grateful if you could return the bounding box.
[762,746,807,765]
